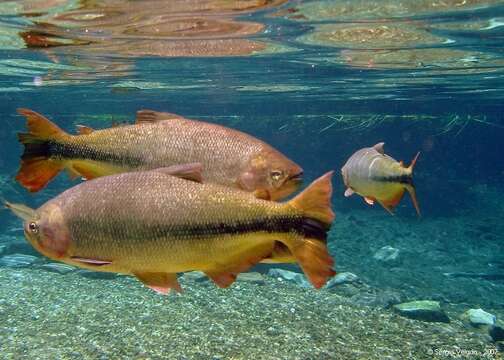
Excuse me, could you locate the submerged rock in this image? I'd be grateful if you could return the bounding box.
[268,269,310,288]
[462,308,496,327]
[489,324,504,342]
[351,290,404,309]
[325,272,359,288]
[373,246,400,264]
[40,263,76,275]
[393,300,450,323]
[0,253,40,268]
[237,272,265,285]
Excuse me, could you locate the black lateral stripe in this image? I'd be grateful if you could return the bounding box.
[373,175,412,184]
[49,141,142,165]
[165,217,328,242]
[74,216,328,242]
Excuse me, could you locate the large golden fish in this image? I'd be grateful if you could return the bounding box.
[341,142,420,215]
[16,108,303,200]
[6,169,335,293]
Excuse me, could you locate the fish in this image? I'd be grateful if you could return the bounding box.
[15,108,303,200]
[5,169,336,294]
[341,142,420,216]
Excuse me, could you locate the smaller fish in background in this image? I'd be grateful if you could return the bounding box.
[341,142,420,216]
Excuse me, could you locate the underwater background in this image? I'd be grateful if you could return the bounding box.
[0,0,503,358]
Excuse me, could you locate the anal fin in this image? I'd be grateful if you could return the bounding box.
[134,272,182,295]
[204,252,269,288]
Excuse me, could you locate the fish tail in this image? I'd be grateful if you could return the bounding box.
[286,171,336,288]
[16,108,68,192]
[407,151,420,174]
[405,152,421,217]
[289,171,335,225]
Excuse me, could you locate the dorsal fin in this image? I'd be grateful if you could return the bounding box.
[152,163,203,183]
[373,142,385,154]
[136,109,187,124]
[76,125,94,135]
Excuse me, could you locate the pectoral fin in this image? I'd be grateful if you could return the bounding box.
[344,188,354,197]
[76,125,94,135]
[71,256,112,266]
[364,197,375,205]
[253,189,271,200]
[134,272,182,295]
[152,163,203,183]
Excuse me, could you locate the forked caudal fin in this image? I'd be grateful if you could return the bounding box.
[16,108,69,192]
[286,171,336,288]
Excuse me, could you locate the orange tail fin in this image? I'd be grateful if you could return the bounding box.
[406,152,421,217]
[286,171,336,288]
[16,108,68,192]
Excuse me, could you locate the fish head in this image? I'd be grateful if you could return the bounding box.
[6,201,71,260]
[239,149,303,200]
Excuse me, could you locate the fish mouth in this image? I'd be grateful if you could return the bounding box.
[288,171,304,182]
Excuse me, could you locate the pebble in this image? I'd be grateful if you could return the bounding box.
[461,308,496,327]
[0,254,40,268]
[393,300,450,323]
[40,263,76,275]
[267,268,310,288]
[237,272,265,285]
[182,271,208,282]
[373,246,400,263]
[325,272,359,288]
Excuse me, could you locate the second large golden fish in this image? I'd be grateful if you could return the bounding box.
[6,169,335,293]
[16,108,303,200]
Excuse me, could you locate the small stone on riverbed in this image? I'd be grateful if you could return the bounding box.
[393,300,450,323]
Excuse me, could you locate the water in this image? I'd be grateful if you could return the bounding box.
[1,1,503,358]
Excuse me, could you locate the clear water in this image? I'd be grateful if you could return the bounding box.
[1,1,503,358]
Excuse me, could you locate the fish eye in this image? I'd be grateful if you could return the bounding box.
[270,170,283,181]
[28,222,39,234]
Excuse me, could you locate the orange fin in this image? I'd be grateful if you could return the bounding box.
[253,189,271,200]
[72,164,99,180]
[261,241,295,264]
[134,272,182,295]
[152,163,203,183]
[364,197,375,205]
[289,171,335,225]
[204,271,237,288]
[377,189,405,215]
[408,152,420,171]
[66,166,81,181]
[16,159,63,192]
[405,184,421,217]
[16,108,68,192]
[378,201,395,215]
[205,252,268,288]
[76,125,94,135]
[288,238,336,289]
[136,109,186,124]
[17,108,66,140]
